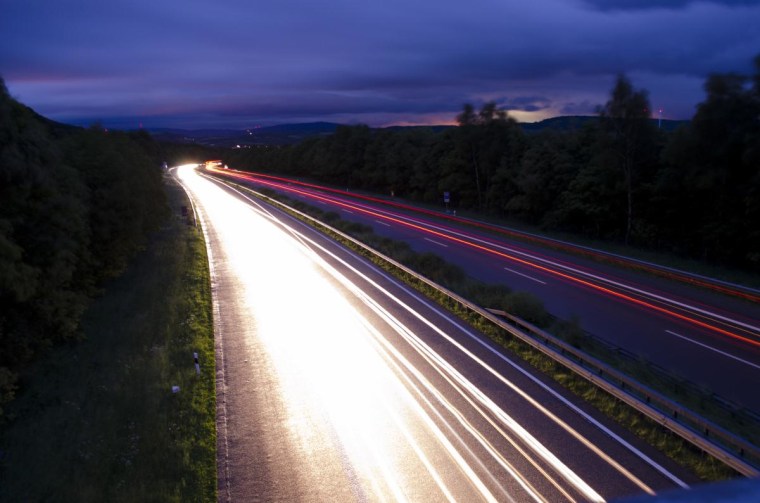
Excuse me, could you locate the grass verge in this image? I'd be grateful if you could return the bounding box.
[0,176,216,502]
[239,183,740,482]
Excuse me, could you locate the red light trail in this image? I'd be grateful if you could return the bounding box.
[206,166,760,350]
[224,169,760,304]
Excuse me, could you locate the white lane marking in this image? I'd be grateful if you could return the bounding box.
[363,318,537,503]
[311,239,681,490]
[263,216,621,498]
[342,209,354,214]
[382,404,460,503]
[247,183,755,338]
[217,178,688,490]
[424,237,449,248]
[665,330,760,371]
[333,261,602,502]
[504,267,547,285]
[338,203,759,336]
[375,220,391,227]
[194,176,489,500]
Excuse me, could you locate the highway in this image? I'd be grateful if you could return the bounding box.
[175,165,695,502]
[203,167,760,413]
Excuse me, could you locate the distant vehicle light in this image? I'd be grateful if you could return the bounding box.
[204,160,224,169]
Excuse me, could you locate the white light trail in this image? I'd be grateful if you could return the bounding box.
[177,167,688,501]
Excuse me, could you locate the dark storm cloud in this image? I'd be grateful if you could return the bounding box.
[1,0,758,128]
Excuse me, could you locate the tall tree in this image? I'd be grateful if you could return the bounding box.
[455,102,524,211]
[661,57,760,266]
[456,104,484,208]
[598,75,658,244]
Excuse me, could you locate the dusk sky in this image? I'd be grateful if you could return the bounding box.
[2,0,759,129]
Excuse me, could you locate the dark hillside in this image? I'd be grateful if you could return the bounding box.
[0,78,167,416]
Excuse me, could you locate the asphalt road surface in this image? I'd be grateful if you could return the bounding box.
[205,167,760,413]
[175,165,697,502]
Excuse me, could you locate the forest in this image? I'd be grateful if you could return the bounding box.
[0,79,167,415]
[1,55,758,415]
[223,56,760,273]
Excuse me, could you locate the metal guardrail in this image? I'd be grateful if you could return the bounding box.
[487,310,760,477]
[214,174,760,477]
[547,318,760,443]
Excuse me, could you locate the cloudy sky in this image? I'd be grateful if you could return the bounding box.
[1,0,758,129]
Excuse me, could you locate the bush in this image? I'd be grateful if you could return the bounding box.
[502,291,552,327]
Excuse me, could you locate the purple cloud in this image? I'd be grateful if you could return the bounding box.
[1,0,758,128]
[583,0,760,11]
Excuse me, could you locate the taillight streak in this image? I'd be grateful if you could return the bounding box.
[217,168,760,304]
[210,167,760,349]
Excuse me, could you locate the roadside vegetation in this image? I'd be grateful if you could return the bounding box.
[0,178,216,501]
[0,78,166,414]
[0,78,216,501]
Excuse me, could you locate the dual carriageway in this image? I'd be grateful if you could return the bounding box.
[177,164,760,501]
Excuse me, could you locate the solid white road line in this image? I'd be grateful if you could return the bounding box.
[665,330,760,371]
[212,176,688,491]
[504,266,547,285]
[424,237,449,248]
[343,204,759,336]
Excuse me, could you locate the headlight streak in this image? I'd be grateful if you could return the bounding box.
[359,305,570,503]
[380,403,460,503]
[189,169,700,502]
[223,171,760,349]
[213,168,760,304]
[206,172,554,501]
[227,192,662,501]
[212,170,689,492]
[361,315,539,503]
[205,177,504,501]
[283,217,688,491]
[184,167,499,501]
[301,248,608,503]
[184,172,411,500]
[361,429,409,503]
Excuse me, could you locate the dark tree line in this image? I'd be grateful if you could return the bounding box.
[0,79,168,414]
[225,55,760,271]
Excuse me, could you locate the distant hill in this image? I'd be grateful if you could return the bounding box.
[382,125,454,134]
[260,121,340,134]
[149,122,340,147]
[520,116,598,132]
[520,115,688,133]
[146,116,689,147]
[15,102,82,138]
